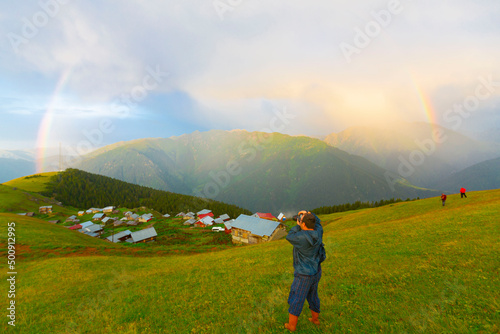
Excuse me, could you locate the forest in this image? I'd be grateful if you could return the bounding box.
[42,169,252,217]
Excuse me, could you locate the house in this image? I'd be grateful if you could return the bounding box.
[176,212,186,218]
[127,227,157,243]
[80,224,103,237]
[66,215,78,222]
[48,220,60,224]
[219,214,231,221]
[201,216,214,226]
[127,220,140,226]
[124,211,134,217]
[77,211,85,216]
[17,212,35,217]
[184,212,195,219]
[277,213,286,222]
[106,230,132,243]
[102,217,113,224]
[163,214,171,218]
[85,209,93,215]
[114,220,124,227]
[79,221,93,229]
[128,213,140,221]
[39,206,52,214]
[138,213,154,223]
[224,220,233,234]
[90,208,102,213]
[102,206,115,213]
[231,214,287,244]
[197,209,214,219]
[92,213,106,221]
[252,212,278,221]
[213,218,224,225]
[68,224,82,230]
[183,218,197,226]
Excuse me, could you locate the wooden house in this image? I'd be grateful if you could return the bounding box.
[231,214,287,244]
[106,230,132,243]
[39,206,52,214]
[127,227,157,243]
[102,206,115,213]
[92,213,106,221]
[197,209,214,219]
[138,213,154,223]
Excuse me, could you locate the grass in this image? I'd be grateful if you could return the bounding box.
[3,172,60,193]
[0,190,499,333]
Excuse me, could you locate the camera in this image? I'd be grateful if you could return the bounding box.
[292,214,303,221]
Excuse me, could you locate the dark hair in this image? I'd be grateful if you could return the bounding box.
[302,213,316,229]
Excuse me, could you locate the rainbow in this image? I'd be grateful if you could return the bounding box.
[412,80,439,127]
[35,68,72,173]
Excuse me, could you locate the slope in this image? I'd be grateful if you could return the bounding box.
[76,130,438,212]
[1,189,498,333]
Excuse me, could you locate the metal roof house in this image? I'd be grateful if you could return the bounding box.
[92,213,106,221]
[39,206,52,214]
[80,224,103,237]
[219,214,231,221]
[231,214,287,244]
[79,221,93,229]
[183,218,197,226]
[102,206,115,213]
[128,227,158,243]
[106,230,132,243]
[252,212,278,221]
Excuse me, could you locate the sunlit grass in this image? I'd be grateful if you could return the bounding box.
[0,190,499,333]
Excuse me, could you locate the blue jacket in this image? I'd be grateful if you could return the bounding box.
[286,213,323,276]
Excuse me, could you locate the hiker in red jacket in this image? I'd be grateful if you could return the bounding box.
[441,193,447,206]
[460,187,467,198]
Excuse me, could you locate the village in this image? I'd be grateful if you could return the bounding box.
[29,205,290,246]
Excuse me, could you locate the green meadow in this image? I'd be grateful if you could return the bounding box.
[0,189,499,333]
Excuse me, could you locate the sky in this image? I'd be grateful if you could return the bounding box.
[1,0,499,156]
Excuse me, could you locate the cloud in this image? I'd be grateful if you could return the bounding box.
[0,0,499,150]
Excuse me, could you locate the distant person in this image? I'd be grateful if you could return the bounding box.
[441,193,447,206]
[460,187,467,198]
[284,211,325,332]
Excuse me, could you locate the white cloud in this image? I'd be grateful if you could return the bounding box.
[0,0,499,149]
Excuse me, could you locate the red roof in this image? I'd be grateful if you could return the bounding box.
[69,224,82,230]
[255,212,277,221]
[198,212,214,219]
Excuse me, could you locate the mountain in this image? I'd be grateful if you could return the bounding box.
[437,156,500,193]
[324,122,500,188]
[76,130,438,213]
[0,157,36,183]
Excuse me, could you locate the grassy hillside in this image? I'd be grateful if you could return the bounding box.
[0,183,74,218]
[3,172,60,193]
[1,190,498,333]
